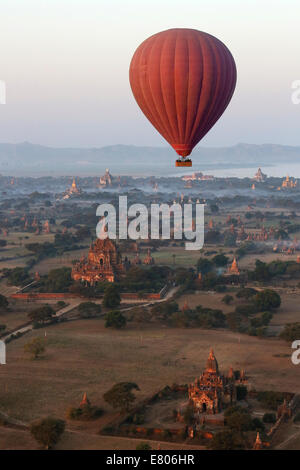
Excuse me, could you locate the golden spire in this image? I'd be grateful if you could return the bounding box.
[80,392,90,407]
[253,432,262,450]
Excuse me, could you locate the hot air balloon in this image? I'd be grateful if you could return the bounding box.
[129,28,237,167]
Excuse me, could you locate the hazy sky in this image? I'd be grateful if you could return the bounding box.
[0,0,300,148]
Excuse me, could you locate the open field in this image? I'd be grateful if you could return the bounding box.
[177,291,235,314]
[0,319,297,427]
[0,301,35,332]
[32,248,88,275]
[0,426,205,450]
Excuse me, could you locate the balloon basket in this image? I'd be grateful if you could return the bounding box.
[175,160,192,167]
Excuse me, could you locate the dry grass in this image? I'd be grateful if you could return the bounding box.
[0,318,297,427]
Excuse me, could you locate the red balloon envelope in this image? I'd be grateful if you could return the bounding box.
[129,28,237,166]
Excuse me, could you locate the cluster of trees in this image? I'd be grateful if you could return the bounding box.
[249,259,300,282]
[197,254,229,275]
[151,301,226,329]
[77,302,102,319]
[28,305,56,326]
[226,288,281,337]
[3,266,32,286]
[119,266,170,293]
[256,391,285,410]
[280,322,300,342]
[236,241,260,259]
[39,267,72,293]
[69,265,171,300]
[25,234,85,269]
[66,403,103,421]
[0,294,9,311]
[209,405,265,450]
[0,239,7,248]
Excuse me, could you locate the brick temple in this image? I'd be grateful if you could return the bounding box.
[71,238,126,284]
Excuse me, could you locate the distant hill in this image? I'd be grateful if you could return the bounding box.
[0,142,300,176]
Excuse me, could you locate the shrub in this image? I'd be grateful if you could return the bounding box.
[280,323,300,342]
[183,405,195,425]
[0,294,9,310]
[222,294,234,305]
[236,385,247,401]
[254,289,281,311]
[257,391,284,410]
[251,417,265,432]
[78,301,102,318]
[263,413,276,424]
[236,288,257,300]
[66,405,103,421]
[103,284,121,308]
[235,304,257,317]
[293,412,300,423]
[136,442,152,450]
[105,310,126,329]
[209,430,246,450]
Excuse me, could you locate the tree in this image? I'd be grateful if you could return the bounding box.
[103,382,140,412]
[222,294,234,305]
[136,442,152,450]
[213,253,228,267]
[254,289,281,311]
[103,284,121,309]
[236,287,257,300]
[210,203,219,213]
[30,417,65,449]
[235,304,257,317]
[205,230,221,244]
[257,391,284,410]
[6,267,31,286]
[183,404,195,425]
[24,337,45,359]
[0,294,9,311]
[252,260,271,282]
[236,385,248,401]
[28,305,56,324]
[209,430,246,450]
[226,312,241,332]
[280,323,300,342]
[78,302,102,318]
[105,310,126,329]
[66,404,103,421]
[225,408,252,433]
[263,412,276,424]
[223,232,237,248]
[44,267,72,292]
[252,417,265,432]
[197,258,213,275]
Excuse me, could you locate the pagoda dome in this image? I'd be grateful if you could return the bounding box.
[206,348,219,374]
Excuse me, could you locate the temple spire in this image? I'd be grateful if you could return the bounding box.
[253,432,262,450]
